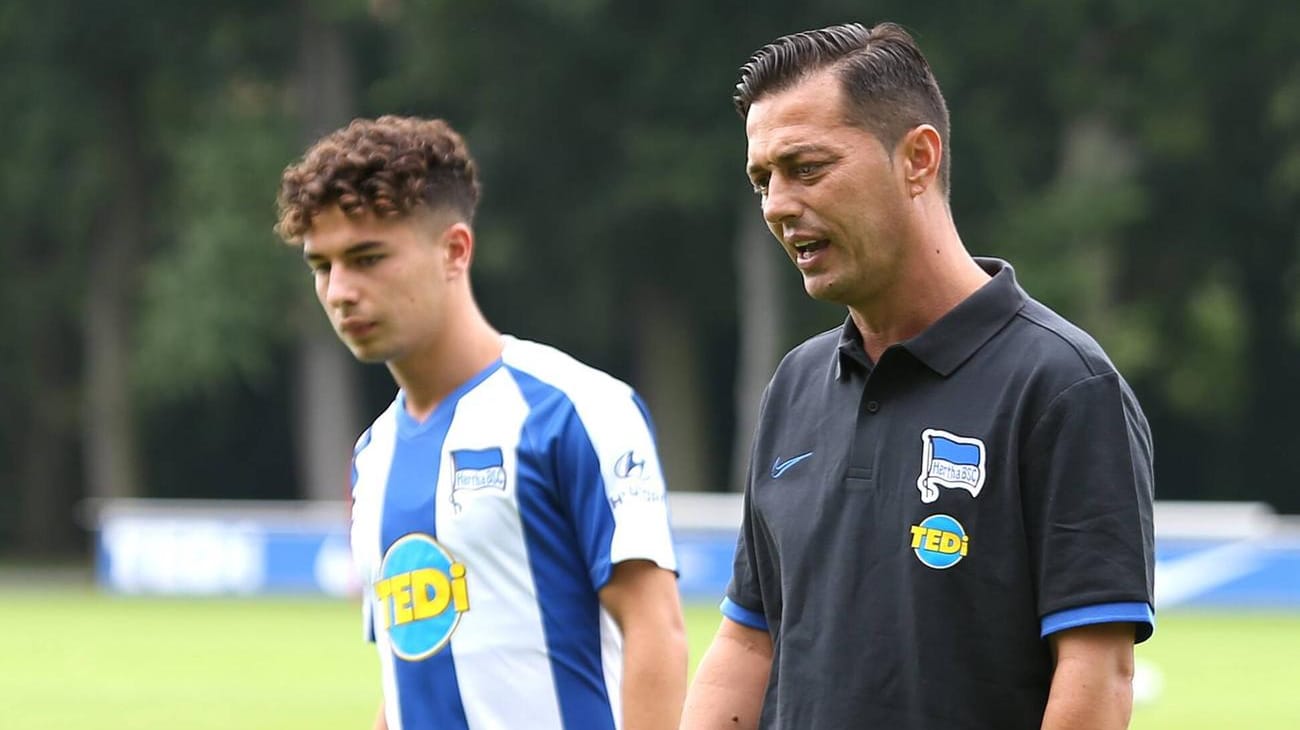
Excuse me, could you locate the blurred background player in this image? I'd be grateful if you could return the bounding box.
[683,22,1155,730]
[276,116,686,730]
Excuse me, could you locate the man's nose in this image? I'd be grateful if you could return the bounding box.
[761,175,801,227]
[322,266,360,309]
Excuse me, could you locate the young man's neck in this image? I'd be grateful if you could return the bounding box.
[390,304,503,423]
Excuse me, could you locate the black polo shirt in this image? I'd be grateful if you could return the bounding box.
[722,258,1155,729]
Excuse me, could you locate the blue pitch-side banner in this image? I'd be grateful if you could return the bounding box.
[96,510,358,596]
[94,501,1300,608]
[1155,537,1300,608]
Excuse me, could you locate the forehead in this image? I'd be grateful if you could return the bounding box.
[745,71,859,160]
[302,206,429,256]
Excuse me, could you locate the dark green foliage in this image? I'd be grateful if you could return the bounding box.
[3,0,1299,552]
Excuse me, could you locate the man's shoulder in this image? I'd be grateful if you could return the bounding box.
[501,337,659,463]
[1004,298,1121,382]
[355,398,400,452]
[774,325,842,377]
[500,335,637,405]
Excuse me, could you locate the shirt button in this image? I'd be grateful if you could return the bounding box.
[866,400,880,413]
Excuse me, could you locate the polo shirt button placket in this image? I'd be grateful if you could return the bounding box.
[865,400,880,414]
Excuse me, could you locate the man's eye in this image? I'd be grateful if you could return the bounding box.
[356,255,383,267]
[751,178,769,196]
[795,163,820,177]
[308,262,330,275]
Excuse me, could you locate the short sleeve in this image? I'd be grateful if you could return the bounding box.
[554,391,677,591]
[722,481,769,630]
[1022,371,1155,642]
[723,388,772,631]
[351,427,376,643]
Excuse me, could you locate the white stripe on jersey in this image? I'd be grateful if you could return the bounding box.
[438,368,566,729]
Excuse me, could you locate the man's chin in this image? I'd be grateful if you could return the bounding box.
[803,276,846,304]
[347,344,391,364]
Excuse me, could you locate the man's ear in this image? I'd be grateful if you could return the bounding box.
[899,124,943,198]
[442,221,475,279]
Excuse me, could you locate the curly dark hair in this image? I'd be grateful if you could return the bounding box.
[275,115,481,243]
[734,23,951,193]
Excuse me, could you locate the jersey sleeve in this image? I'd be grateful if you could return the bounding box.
[722,387,771,631]
[555,390,677,592]
[1022,371,1156,642]
[350,426,377,643]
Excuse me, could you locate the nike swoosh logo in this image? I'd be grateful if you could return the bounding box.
[771,452,814,479]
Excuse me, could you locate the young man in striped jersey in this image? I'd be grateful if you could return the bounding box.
[276,116,686,730]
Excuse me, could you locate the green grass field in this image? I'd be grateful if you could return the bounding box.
[2,587,1297,728]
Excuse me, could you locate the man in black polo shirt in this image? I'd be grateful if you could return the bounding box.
[682,22,1155,730]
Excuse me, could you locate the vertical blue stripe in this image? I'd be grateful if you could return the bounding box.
[508,366,617,730]
[379,360,500,730]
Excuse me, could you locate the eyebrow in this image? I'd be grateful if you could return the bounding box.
[302,240,385,263]
[746,144,836,179]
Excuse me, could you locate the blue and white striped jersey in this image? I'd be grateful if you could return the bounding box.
[350,336,677,730]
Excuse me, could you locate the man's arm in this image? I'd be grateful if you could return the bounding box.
[598,559,687,730]
[681,617,773,730]
[372,702,386,730]
[1041,623,1136,729]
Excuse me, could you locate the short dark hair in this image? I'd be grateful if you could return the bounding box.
[276,115,481,243]
[734,22,951,192]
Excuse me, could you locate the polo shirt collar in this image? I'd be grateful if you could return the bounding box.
[835,257,1027,379]
[835,319,869,379]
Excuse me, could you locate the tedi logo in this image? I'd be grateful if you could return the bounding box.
[374,533,470,661]
[909,514,969,569]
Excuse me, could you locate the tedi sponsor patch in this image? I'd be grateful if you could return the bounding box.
[374,533,470,661]
[909,514,969,569]
[916,428,986,504]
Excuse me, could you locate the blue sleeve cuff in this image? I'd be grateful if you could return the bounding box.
[720,597,769,631]
[1041,601,1154,643]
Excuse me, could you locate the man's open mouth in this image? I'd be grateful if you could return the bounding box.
[793,240,829,259]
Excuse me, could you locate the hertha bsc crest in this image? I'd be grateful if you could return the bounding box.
[916,429,986,503]
[450,447,507,513]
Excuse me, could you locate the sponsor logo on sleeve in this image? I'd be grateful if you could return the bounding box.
[609,449,665,509]
[614,449,649,480]
[916,429,986,503]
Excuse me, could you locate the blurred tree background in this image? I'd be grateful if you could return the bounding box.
[2,0,1298,555]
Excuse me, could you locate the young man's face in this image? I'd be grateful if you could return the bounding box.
[745,68,914,309]
[302,206,455,365]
